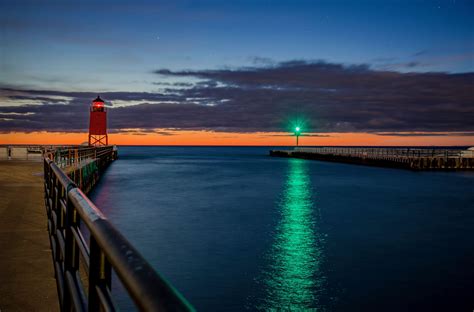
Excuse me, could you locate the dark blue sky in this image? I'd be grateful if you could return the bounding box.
[1,0,473,138]
[1,0,473,91]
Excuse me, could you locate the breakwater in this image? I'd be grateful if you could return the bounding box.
[270,147,474,170]
[43,146,193,311]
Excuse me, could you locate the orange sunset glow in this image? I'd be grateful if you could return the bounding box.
[2,131,473,146]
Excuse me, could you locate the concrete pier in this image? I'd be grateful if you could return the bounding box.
[0,145,56,161]
[270,147,474,170]
[0,161,59,311]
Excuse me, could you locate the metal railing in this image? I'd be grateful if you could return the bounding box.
[0,144,60,160]
[294,147,468,159]
[44,147,194,311]
[50,146,115,169]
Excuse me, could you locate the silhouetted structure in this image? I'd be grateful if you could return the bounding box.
[270,147,474,170]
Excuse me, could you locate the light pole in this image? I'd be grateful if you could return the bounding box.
[294,126,301,146]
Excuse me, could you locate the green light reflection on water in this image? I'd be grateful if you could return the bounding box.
[260,158,325,311]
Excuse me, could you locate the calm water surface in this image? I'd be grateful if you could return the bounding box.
[89,146,474,311]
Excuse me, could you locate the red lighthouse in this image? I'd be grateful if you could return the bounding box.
[88,95,108,146]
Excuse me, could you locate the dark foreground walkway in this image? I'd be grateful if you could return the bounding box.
[0,161,58,312]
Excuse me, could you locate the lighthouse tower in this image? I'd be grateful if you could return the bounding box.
[88,95,108,146]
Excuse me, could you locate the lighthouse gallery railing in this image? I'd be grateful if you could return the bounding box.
[44,147,193,311]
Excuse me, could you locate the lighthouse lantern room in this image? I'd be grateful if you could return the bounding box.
[88,95,108,146]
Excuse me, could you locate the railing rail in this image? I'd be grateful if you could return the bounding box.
[294,147,469,158]
[50,146,116,169]
[44,147,194,311]
[271,147,474,170]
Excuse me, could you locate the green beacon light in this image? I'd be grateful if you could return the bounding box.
[294,126,301,146]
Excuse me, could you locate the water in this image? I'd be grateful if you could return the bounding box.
[89,146,474,311]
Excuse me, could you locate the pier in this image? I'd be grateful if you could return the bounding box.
[0,160,59,311]
[1,145,57,161]
[43,145,193,311]
[1,145,194,311]
[270,147,474,170]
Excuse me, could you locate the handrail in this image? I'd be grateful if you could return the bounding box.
[51,146,115,169]
[44,147,194,311]
[294,147,468,158]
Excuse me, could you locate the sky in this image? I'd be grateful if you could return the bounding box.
[1,0,473,145]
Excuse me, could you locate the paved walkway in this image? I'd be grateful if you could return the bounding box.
[0,161,58,312]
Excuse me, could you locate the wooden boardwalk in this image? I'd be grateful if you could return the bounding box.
[270,147,474,170]
[0,161,59,311]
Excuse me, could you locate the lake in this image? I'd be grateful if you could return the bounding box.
[89,146,474,311]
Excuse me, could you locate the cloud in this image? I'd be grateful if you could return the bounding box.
[374,60,433,71]
[374,52,474,72]
[109,128,176,136]
[248,56,276,66]
[413,50,429,57]
[1,60,473,134]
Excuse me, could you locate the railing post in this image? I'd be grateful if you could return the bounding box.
[51,174,66,308]
[64,184,78,310]
[88,235,113,311]
[52,175,58,231]
[88,237,101,311]
[44,159,51,223]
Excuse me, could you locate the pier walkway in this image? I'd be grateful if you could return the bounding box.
[270,147,474,170]
[1,146,193,311]
[0,161,58,311]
